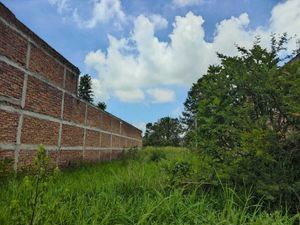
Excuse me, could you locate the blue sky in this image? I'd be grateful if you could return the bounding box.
[2,0,299,132]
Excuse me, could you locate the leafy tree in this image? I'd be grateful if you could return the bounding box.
[78,74,93,103]
[191,36,300,211]
[96,101,107,111]
[143,117,183,147]
[181,77,204,146]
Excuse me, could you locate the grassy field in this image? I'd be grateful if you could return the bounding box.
[0,147,299,224]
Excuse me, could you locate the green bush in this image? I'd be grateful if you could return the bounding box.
[149,150,166,162]
[191,38,300,212]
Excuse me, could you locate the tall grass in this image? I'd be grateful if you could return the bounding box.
[0,147,299,224]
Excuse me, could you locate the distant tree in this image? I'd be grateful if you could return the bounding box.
[96,101,107,111]
[78,74,93,103]
[143,117,183,147]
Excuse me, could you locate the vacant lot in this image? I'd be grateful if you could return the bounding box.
[0,147,299,224]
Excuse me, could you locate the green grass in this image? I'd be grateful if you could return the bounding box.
[0,147,299,224]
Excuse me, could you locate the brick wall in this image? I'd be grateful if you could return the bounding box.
[0,3,142,171]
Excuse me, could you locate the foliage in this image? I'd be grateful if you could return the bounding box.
[163,160,192,187]
[143,117,183,147]
[190,36,300,211]
[7,145,60,225]
[149,150,166,162]
[0,158,13,181]
[0,147,299,224]
[78,74,94,103]
[181,77,204,147]
[96,101,107,111]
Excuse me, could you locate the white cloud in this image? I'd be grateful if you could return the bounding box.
[73,0,125,28]
[173,0,203,7]
[48,0,70,13]
[86,0,300,103]
[147,88,176,103]
[149,14,168,30]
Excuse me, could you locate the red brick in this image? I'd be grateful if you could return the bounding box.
[63,93,86,124]
[120,137,127,148]
[112,135,120,148]
[0,110,18,143]
[101,113,111,131]
[48,150,59,168]
[111,118,120,134]
[61,124,84,146]
[83,150,99,162]
[86,105,102,128]
[0,150,14,171]
[111,150,122,160]
[21,116,59,145]
[65,69,77,94]
[0,61,24,100]
[0,21,27,66]
[25,76,62,118]
[100,150,111,161]
[100,132,111,148]
[86,130,100,147]
[58,150,83,167]
[17,150,36,169]
[29,44,64,87]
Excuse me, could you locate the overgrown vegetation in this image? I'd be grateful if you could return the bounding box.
[1,147,299,224]
[180,36,300,212]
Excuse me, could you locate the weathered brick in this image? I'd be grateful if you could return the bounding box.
[0,61,24,100]
[86,105,102,128]
[21,116,59,145]
[112,135,120,148]
[100,150,111,161]
[25,76,62,118]
[83,150,99,162]
[63,93,86,124]
[17,150,36,169]
[61,124,84,146]
[0,150,14,171]
[0,110,18,143]
[111,150,122,160]
[101,113,111,132]
[65,69,77,94]
[111,117,120,134]
[86,130,100,147]
[100,132,111,148]
[29,44,64,87]
[58,150,83,167]
[48,150,59,168]
[120,137,127,148]
[0,20,27,66]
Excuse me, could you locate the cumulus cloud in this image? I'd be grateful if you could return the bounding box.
[148,14,168,30]
[49,0,125,28]
[173,0,203,7]
[85,0,300,103]
[147,88,176,103]
[73,0,125,28]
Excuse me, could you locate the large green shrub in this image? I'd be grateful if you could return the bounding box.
[193,37,300,211]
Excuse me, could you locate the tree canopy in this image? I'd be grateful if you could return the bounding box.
[78,74,93,103]
[143,117,183,147]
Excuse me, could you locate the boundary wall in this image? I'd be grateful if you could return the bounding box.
[0,3,142,170]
